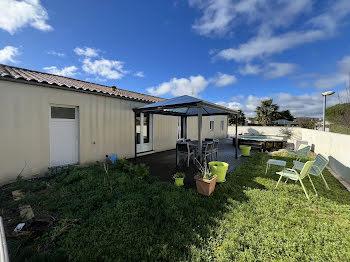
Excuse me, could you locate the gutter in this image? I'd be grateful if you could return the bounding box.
[0,217,9,262]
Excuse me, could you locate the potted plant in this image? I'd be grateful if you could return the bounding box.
[194,162,217,196]
[173,172,185,186]
[209,161,229,183]
[239,145,251,156]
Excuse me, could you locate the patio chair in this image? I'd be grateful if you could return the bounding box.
[275,160,316,200]
[202,142,214,164]
[177,142,196,167]
[211,139,219,160]
[288,144,311,161]
[293,154,330,190]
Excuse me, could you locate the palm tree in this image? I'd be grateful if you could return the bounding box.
[256,99,280,125]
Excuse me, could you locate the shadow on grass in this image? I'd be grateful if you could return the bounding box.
[1,154,266,262]
[2,153,349,261]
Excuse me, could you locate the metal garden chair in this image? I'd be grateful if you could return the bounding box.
[275,160,316,200]
[293,154,330,190]
[177,142,196,167]
[289,144,311,161]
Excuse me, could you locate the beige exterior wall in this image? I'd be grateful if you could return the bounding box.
[0,81,229,185]
[228,125,350,184]
[0,81,178,184]
[187,115,228,140]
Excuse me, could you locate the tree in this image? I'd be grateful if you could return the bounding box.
[296,117,317,129]
[228,110,246,125]
[255,99,280,125]
[278,110,295,121]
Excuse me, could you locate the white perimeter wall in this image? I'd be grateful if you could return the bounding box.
[228,126,350,184]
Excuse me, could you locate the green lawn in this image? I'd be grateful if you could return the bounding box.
[1,153,350,261]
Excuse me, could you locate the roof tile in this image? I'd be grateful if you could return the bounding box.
[0,64,164,103]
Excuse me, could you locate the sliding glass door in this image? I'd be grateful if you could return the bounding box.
[177,116,187,140]
[136,112,153,153]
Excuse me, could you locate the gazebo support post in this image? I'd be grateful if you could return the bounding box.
[235,114,238,159]
[198,106,203,163]
[134,111,137,163]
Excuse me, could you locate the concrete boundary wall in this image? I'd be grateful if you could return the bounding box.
[228,126,350,184]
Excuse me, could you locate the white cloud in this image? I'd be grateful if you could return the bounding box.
[134,71,145,77]
[230,94,244,101]
[201,0,350,62]
[276,92,340,117]
[217,95,270,117]
[264,62,297,79]
[74,47,99,57]
[217,90,345,118]
[82,58,127,79]
[46,50,65,57]
[0,46,20,63]
[0,0,52,34]
[147,75,209,97]
[313,55,350,89]
[189,0,312,37]
[43,66,78,77]
[216,101,242,111]
[239,63,262,75]
[217,30,326,62]
[213,72,237,87]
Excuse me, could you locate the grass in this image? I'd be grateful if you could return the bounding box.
[330,124,350,135]
[1,154,350,261]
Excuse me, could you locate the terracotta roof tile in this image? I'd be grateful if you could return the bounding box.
[0,64,164,103]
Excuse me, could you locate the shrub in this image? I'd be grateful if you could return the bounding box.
[279,126,294,139]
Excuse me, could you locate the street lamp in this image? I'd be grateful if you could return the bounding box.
[322,91,335,131]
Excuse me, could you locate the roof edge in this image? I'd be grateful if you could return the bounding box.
[0,77,156,104]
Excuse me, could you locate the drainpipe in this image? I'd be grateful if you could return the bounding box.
[0,217,9,262]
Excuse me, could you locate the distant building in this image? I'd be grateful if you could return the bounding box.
[273,119,299,126]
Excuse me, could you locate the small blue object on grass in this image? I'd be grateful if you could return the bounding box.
[108,154,118,164]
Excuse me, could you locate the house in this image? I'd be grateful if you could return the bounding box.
[0,64,230,184]
[273,119,299,127]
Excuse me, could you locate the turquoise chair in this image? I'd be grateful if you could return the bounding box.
[275,160,316,200]
[293,154,330,190]
[289,144,311,161]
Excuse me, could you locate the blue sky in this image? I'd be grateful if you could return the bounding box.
[1,0,350,117]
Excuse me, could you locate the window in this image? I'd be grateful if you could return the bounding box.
[51,107,75,119]
[220,120,224,131]
[209,120,214,131]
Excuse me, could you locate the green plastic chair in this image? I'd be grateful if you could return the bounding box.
[289,144,311,161]
[293,154,330,190]
[209,161,229,183]
[275,160,316,200]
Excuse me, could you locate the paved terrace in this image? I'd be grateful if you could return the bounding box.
[133,138,249,188]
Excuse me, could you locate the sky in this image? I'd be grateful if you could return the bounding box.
[1,0,350,117]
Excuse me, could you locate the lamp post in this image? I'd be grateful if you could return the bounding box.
[322,91,335,131]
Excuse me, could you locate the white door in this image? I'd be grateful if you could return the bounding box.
[50,106,79,167]
[136,112,153,153]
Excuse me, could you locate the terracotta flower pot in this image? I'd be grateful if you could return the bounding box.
[194,176,217,196]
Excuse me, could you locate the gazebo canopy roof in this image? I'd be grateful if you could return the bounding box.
[134,95,238,116]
